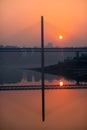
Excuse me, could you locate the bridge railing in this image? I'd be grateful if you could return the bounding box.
[0,47,87,52]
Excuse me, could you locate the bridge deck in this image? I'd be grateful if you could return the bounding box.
[0,47,87,52]
[0,84,87,91]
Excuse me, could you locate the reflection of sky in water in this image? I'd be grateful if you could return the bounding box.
[0,53,87,130]
[0,90,87,130]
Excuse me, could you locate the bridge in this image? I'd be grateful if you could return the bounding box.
[0,47,87,52]
[0,16,87,122]
[0,84,87,91]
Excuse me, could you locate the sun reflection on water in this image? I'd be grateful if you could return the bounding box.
[59,81,64,87]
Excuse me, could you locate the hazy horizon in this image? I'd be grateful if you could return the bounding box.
[0,0,87,47]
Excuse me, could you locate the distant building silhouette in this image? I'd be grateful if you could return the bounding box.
[46,42,53,48]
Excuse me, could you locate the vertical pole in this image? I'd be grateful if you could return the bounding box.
[41,16,45,121]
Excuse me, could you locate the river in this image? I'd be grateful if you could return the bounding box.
[0,52,87,130]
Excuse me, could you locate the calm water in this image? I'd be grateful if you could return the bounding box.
[0,90,87,130]
[0,68,87,130]
[0,52,87,130]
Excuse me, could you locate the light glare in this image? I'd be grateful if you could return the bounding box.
[59,81,64,86]
[59,35,63,40]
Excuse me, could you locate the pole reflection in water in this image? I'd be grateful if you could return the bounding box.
[41,16,45,121]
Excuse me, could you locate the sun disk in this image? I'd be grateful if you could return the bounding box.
[59,35,63,40]
[59,81,64,86]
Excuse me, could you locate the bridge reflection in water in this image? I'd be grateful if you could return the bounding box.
[0,16,87,123]
[0,84,87,90]
[0,47,87,122]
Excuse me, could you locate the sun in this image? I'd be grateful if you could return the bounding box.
[59,81,64,86]
[59,35,63,40]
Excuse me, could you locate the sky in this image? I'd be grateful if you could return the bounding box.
[0,0,87,47]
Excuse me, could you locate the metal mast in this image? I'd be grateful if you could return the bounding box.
[41,16,45,121]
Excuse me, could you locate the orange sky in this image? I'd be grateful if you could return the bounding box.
[0,0,87,47]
